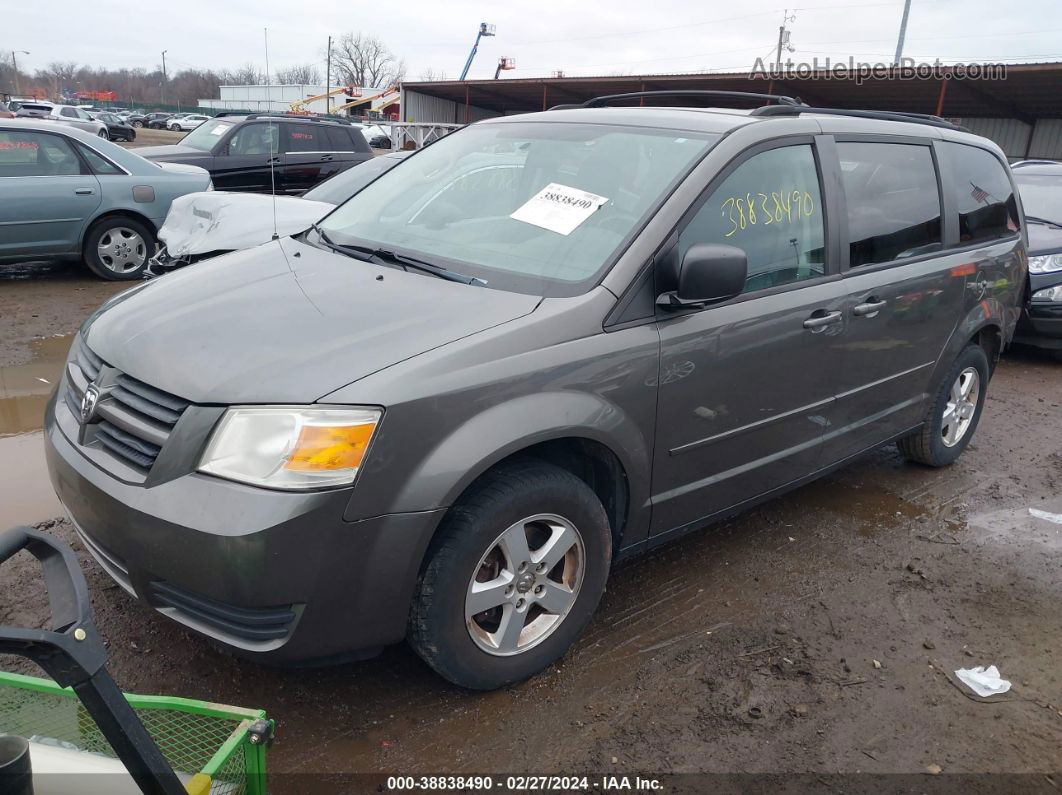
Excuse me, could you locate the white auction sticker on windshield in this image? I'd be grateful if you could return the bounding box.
[210,125,228,136]
[510,183,609,236]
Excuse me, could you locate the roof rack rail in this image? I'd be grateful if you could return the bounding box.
[240,112,352,125]
[1011,158,1060,168]
[749,104,969,132]
[550,90,803,111]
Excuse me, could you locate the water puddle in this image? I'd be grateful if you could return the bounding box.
[0,335,73,525]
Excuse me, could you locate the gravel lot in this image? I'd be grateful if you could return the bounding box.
[1,264,1060,791]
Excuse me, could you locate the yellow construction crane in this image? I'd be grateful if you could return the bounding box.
[289,85,361,114]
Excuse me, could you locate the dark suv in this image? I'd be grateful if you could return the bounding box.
[46,93,1026,690]
[133,113,373,194]
[1011,160,1062,358]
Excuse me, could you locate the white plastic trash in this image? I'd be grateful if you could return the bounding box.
[955,665,1011,697]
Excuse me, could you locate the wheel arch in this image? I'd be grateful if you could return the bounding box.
[80,209,158,251]
[371,391,651,556]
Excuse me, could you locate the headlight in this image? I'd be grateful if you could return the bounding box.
[199,406,381,490]
[1031,285,1062,303]
[1028,254,1062,274]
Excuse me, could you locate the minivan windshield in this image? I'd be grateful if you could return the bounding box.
[317,122,717,296]
[1014,173,1062,225]
[180,119,234,151]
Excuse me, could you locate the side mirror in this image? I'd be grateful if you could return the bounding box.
[657,243,748,309]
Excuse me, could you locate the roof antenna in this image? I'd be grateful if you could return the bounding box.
[264,27,279,240]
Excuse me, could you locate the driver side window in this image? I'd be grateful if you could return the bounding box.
[678,144,826,294]
[227,124,278,156]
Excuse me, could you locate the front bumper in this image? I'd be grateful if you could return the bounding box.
[1014,271,1062,350]
[44,389,442,664]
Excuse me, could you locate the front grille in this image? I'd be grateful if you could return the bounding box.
[65,337,192,473]
[150,582,297,643]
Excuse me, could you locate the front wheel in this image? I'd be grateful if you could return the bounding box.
[409,461,612,690]
[132,120,144,128]
[97,129,108,138]
[897,343,990,466]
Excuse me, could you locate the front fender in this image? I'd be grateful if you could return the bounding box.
[344,390,653,531]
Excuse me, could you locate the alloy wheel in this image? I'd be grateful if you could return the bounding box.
[97,227,146,274]
[465,514,585,656]
[941,366,980,447]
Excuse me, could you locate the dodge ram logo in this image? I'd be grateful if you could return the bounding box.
[80,385,100,424]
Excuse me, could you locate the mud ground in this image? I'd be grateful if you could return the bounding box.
[0,265,1060,792]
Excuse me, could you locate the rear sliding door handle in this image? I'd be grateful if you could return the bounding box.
[853,298,888,317]
[803,310,843,331]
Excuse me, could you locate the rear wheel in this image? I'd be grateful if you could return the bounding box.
[83,217,155,280]
[132,120,144,128]
[97,129,108,138]
[897,344,989,466]
[409,461,612,690]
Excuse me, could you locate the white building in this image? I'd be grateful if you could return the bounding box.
[198,84,387,115]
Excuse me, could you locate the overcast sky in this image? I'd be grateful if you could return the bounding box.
[7,0,1062,83]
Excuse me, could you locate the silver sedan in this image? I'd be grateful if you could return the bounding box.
[0,119,211,279]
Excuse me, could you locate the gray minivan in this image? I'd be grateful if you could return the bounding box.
[45,93,1026,690]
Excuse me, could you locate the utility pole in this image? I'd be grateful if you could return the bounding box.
[11,51,28,96]
[161,50,168,105]
[775,10,795,69]
[894,0,913,64]
[326,36,332,114]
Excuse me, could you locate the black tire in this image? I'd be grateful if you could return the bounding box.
[897,344,990,467]
[82,216,155,281]
[132,120,144,128]
[97,129,108,138]
[409,460,612,690]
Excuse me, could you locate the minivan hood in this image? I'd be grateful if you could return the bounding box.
[84,238,540,404]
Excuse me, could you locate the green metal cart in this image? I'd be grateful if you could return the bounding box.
[0,526,273,794]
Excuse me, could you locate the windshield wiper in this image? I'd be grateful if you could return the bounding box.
[311,225,485,286]
[1024,215,1062,231]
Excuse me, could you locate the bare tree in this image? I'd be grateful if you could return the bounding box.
[42,61,80,83]
[419,67,448,82]
[220,63,266,86]
[332,33,406,89]
[274,63,322,85]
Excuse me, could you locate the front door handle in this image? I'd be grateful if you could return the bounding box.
[74,188,95,195]
[853,298,887,317]
[803,310,843,331]
[320,154,334,161]
[267,156,281,164]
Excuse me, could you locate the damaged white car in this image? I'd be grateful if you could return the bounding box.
[148,152,408,275]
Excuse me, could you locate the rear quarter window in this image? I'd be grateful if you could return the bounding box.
[942,142,1020,244]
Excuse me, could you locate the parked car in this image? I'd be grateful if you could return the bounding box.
[135,113,374,194]
[0,102,15,120]
[89,111,136,142]
[149,151,409,273]
[127,111,170,129]
[146,113,176,129]
[1011,160,1062,358]
[0,119,210,279]
[167,114,210,131]
[16,102,109,138]
[360,123,392,149]
[45,95,1025,690]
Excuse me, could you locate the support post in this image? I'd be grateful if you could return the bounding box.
[464,84,470,124]
[934,76,947,117]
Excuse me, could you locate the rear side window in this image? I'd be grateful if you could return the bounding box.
[942,143,1020,243]
[678,144,826,293]
[324,126,353,152]
[77,144,123,175]
[0,130,82,177]
[838,142,942,267]
[283,123,323,153]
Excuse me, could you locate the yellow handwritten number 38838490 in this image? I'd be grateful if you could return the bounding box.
[721,190,815,238]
